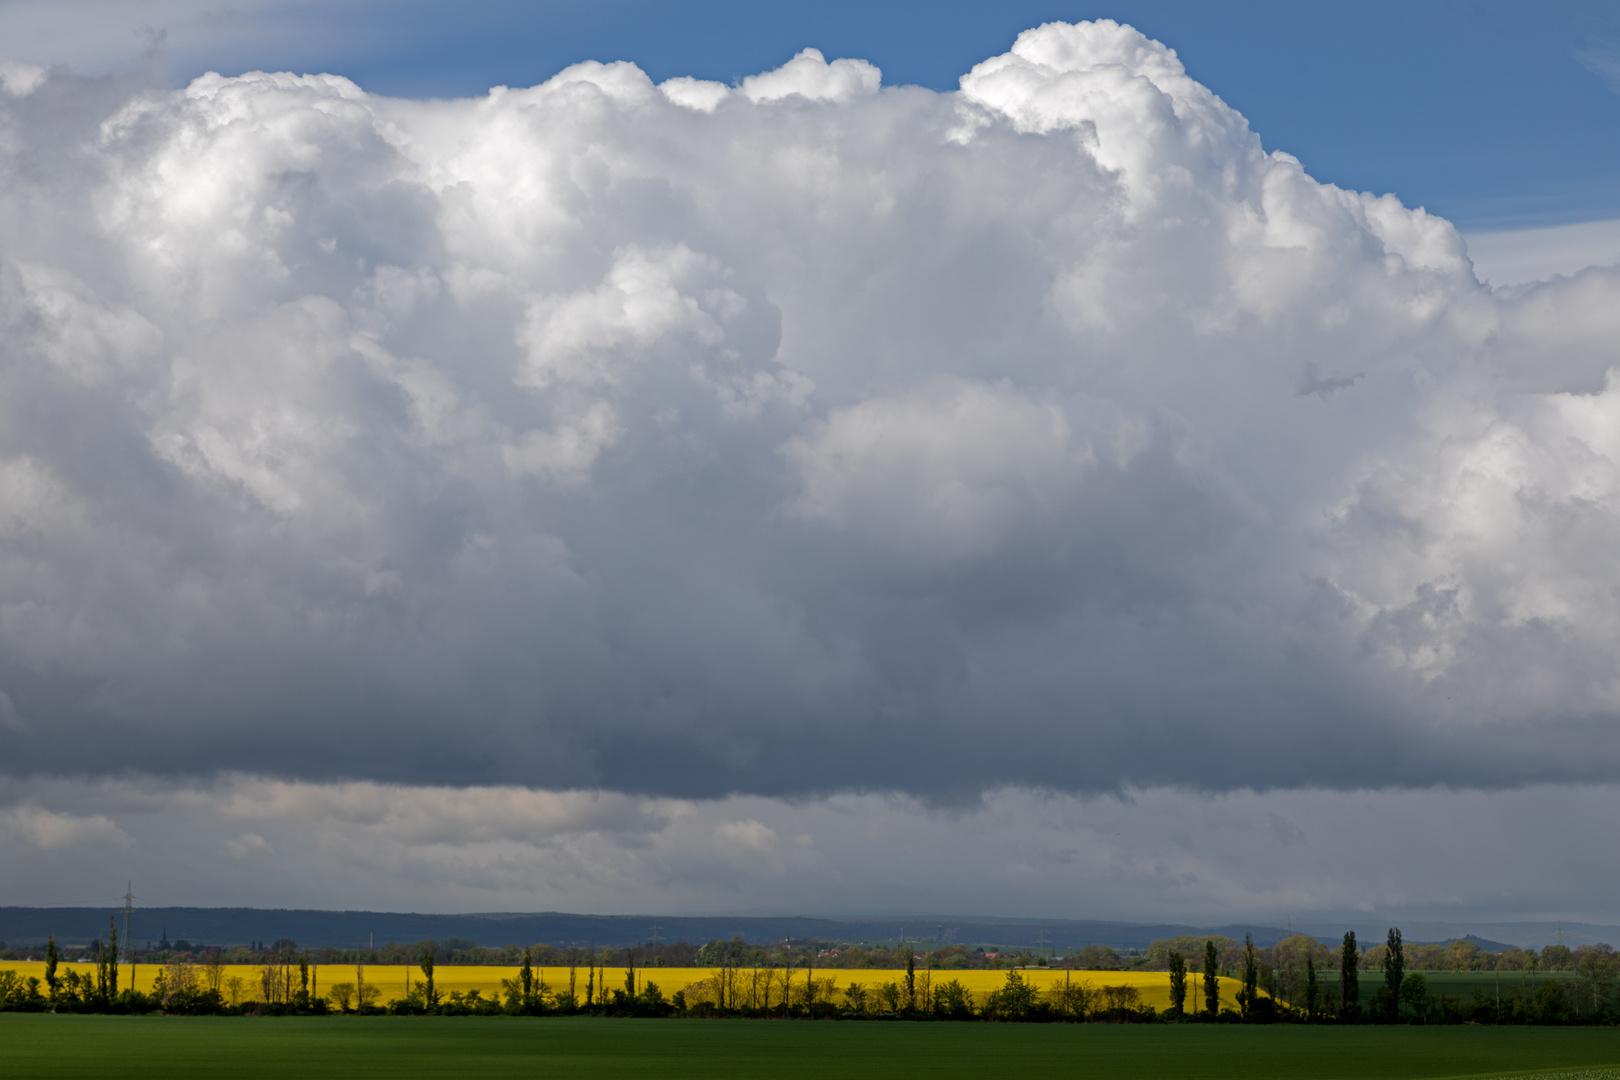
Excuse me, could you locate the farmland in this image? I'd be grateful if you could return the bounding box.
[1415,971,1578,1000]
[0,961,1212,1011]
[3,1014,1620,1080]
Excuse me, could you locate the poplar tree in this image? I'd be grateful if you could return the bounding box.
[1384,928,1404,1023]
[1202,940,1220,1017]
[1305,955,1318,1020]
[1168,950,1187,1019]
[1340,932,1359,1020]
[1240,934,1258,1020]
[106,917,119,1001]
[45,936,59,1003]
[904,946,916,1014]
[420,942,436,1012]
[520,948,534,1011]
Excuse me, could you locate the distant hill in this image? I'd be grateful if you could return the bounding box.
[1299,922,1620,952]
[3,908,1601,953]
[0,908,1296,951]
[1439,934,1515,953]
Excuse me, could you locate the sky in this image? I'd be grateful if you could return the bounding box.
[1,1,1620,930]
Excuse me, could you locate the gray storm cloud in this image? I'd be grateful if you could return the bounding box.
[1,21,1619,797]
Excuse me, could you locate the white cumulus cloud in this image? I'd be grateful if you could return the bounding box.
[0,20,1616,805]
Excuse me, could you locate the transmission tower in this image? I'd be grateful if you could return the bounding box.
[121,882,136,974]
[649,920,662,947]
[1035,927,1050,957]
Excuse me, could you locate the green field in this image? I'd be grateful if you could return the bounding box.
[1414,972,1575,999]
[2,1015,1619,1080]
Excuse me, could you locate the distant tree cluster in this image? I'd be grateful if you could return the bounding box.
[1133,929,1620,1026]
[0,933,1113,973]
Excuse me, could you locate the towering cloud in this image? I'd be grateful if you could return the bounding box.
[1,20,1618,799]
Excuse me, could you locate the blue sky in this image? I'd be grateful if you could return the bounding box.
[361,0,1620,228]
[5,0,1620,228]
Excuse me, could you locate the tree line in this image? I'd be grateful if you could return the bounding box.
[1152,929,1620,1025]
[4,925,1616,1024]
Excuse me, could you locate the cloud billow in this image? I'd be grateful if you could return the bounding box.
[1,21,1618,798]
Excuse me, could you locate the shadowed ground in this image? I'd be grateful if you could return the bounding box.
[2,1015,1619,1079]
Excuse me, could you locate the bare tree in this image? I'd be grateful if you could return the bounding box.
[204,948,225,996]
[258,947,294,1007]
[757,967,774,1012]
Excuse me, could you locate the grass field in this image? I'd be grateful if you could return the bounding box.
[1262,972,1582,1015]
[0,962,1219,1010]
[1415,972,1577,998]
[2,1014,1619,1080]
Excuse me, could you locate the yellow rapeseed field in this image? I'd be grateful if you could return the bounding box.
[0,960,1253,1012]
